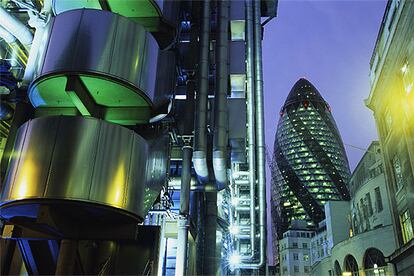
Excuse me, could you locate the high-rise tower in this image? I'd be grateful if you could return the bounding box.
[272,78,351,234]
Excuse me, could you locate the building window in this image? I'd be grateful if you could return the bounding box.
[400,210,414,244]
[366,193,373,216]
[302,242,308,249]
[392,155,405,190]
[230,20,245,41]
[375,187,383,212]
[304,266,310,273]
[293,242,298,248]
[401,61,413,94]
[293,253,299,260]
[230,74,246,96]
[294,265,299,273]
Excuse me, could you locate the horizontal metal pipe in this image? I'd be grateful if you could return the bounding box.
[168,177,198,188]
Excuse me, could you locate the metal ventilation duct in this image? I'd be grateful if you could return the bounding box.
[28,9,160,125]
[0,116,164,232]
[52,0,179,47]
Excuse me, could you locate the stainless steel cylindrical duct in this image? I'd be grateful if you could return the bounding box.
[253,0,267,268]
[245,0,257,258]
[213,0,229,188]
[0,116,162,228]
[175,145,193,276]
[193,0,211,183]
[29,9,159,115]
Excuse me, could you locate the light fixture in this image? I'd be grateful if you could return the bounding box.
[231,197,239,206]
[229,225,239,235]
[229,253,240,266]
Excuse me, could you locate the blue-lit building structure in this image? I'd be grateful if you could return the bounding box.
[0,0,277,275]
[272,78,351,236]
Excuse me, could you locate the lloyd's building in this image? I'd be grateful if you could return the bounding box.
[0,0,277,274]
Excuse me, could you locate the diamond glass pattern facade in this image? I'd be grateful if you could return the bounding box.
[273,78,351,234]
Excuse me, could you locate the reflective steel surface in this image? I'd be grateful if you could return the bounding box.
[0,116,164,221]
[29,9,159,109]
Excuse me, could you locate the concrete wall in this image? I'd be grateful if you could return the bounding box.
[325,201,350,247]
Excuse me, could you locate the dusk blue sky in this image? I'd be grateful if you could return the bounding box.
[263,0,387,263]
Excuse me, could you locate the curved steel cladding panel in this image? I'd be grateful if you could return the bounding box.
[29,9,159,110]
[0,116,161,222]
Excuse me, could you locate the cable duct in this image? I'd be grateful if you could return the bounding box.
[193,0,211,182]
[213,0,229,188]
[0,6,33,46]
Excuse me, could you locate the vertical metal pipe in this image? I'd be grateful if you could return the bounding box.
[253,0,266,267]
[238,0,267,268]
[193,0,211,182]
[175,145,193,276]
[55,240,77,275]
[203,190,218,275]
[245,0,257,257]
[213,0,229,188]
[180,146,193,215]
[157,215,166,276]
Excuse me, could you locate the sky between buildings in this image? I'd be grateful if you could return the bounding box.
[263,0,387,264]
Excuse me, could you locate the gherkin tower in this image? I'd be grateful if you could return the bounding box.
[272,78,351,234]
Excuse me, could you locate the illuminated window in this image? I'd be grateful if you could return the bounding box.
[230,20,245,41]
[401,61,413,94]
[392,155,405,190]
[230,74,246,96]
[400,210,414,244]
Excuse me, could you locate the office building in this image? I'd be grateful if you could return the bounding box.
[365,0,414,274]
[272,78,351,235]
[311,142,397,276]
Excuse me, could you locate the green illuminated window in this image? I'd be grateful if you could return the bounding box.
[400,210,414,244]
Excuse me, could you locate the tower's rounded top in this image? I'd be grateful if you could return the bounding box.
[284,78,326,107]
